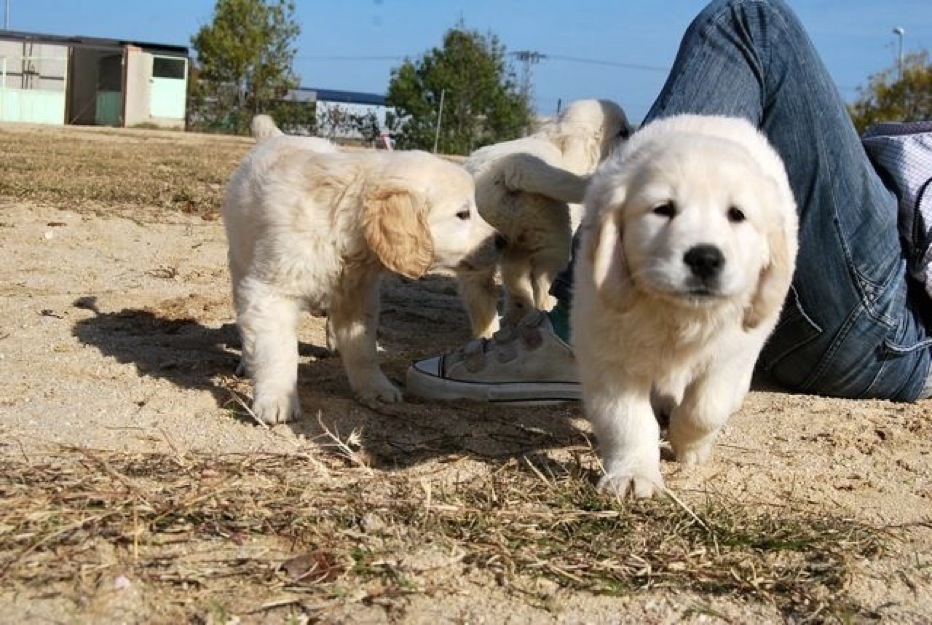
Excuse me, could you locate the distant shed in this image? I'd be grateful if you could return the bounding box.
[0,29,189,128]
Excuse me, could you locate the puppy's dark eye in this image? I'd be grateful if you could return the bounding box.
[652,202,676,218]
[618,124,632,139]
[727,206,746,223]
[456,209,471,221]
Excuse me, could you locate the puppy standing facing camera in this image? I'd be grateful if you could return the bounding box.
[571,114,798,498]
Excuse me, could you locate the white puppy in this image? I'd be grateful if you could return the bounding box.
[458,99,631,337]
[224,118,499,424]
[571,114,798,497]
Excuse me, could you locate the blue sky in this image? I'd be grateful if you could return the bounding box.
[6,1,931,123]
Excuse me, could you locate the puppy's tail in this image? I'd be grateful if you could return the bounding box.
[250,114,284,142]
[502,153,591,204]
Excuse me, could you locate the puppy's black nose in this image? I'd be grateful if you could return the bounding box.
[683,244,724,280]
[494,234,508,251]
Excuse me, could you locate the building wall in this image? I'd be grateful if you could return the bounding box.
[0,39,67,124]
[123,47,149,127]
[315,100,392,143]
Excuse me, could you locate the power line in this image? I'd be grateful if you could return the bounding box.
[545,54,668,72]
[295,52,669,74]
[294,55,406,61]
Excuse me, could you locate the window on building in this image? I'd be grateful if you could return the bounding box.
[153,56,186,80]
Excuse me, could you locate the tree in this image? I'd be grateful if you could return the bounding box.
[848,51,932,134]
[189,0,301,134]
[386,26,533,154]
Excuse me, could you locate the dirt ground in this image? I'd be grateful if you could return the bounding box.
[0,123,930,624]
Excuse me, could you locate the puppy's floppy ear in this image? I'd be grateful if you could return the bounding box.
[362,185,433,279]
[744,219,794,330]
[586,189,630,306]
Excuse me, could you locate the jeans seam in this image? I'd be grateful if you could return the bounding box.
[803,297,866,392]
[821,134,900,328]
[883,336,932,354]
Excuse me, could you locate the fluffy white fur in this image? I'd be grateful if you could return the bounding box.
[458,99,631,338]
[224,118,499,424]
[571,114,799,498]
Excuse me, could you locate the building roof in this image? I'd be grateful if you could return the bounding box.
[310,88,386,106]
[0,29,189,56]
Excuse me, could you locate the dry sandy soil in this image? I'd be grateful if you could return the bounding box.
[0,123,930,624]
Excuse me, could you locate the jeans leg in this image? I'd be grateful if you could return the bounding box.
[570,0,931,399]
[549,234,577,305]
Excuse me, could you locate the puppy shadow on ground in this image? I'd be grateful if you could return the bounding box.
[71,294,250,410]
[70,274,590,472]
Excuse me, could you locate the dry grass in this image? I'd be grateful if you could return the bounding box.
[0,124,251,220]
[0,446,885,622]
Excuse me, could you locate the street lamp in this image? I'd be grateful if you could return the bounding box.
[893,27,905,79]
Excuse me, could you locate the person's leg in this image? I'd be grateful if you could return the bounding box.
[638,0,931,400]
[409,0,932,402]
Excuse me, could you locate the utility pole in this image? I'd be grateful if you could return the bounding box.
[512,50,545,102]
[432,88,445,153]
[4,0,9,30]
[893,27,905,79]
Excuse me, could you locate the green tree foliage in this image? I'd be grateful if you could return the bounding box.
[386,26,533,154]
[189,0,301,134]
[848,51,932,133]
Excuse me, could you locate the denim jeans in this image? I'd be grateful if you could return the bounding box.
[552,0,932,400]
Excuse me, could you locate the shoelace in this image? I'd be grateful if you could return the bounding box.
[455,310,546,371]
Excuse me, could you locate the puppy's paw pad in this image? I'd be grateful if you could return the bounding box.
[251,393,301,425]
[597,470,664,499]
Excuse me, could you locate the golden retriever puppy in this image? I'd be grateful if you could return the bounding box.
[571,114,798,497]
[223,120,500,424]
[458,99,632,338]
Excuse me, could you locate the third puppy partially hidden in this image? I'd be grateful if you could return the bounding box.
[458,99,631,338]
[571,114,799,497]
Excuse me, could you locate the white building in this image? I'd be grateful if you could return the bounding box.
[286,86,392,144]
[0,30,189,128]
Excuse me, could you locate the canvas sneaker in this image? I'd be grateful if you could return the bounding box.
[405,309,581,405]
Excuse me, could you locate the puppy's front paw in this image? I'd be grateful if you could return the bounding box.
[597,464,664,499]
[673,442,713,467]
[355,376,403,407]
[669,429,716,466]
[251,389,301,425]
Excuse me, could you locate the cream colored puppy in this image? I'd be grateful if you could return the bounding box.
[458,99,631,337]
[572,114,798,497]
[224,119,499,424]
